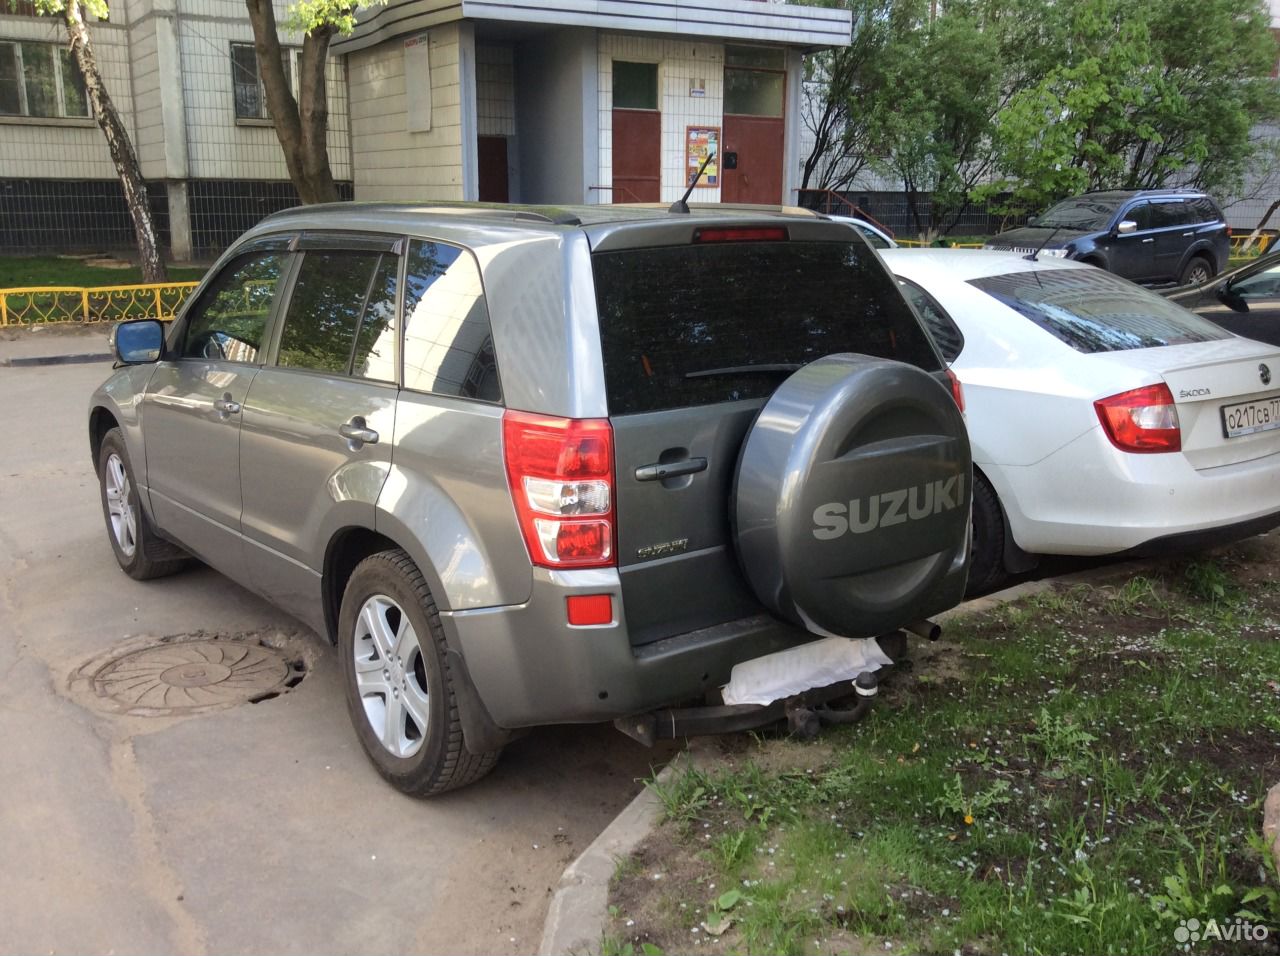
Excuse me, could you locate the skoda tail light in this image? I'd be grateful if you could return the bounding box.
[1095,383,1181,453]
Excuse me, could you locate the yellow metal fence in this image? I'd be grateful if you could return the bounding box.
[0,282,199,326]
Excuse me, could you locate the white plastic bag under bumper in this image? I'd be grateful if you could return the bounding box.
[720,636,894,707]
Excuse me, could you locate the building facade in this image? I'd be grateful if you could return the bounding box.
[0,0,850,260]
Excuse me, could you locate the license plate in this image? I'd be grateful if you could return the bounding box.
[1221,395,1280,438]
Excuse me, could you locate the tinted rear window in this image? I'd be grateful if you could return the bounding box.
[968,268,1232,353]
[592,240,940,414]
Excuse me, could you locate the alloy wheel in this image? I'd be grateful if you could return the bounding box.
[351,594,429,758]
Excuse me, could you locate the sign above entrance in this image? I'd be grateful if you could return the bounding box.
[686,126,719,188]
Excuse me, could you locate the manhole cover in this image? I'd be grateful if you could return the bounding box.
[76,632,307,717]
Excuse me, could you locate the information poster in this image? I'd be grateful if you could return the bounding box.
[685,126,719,187]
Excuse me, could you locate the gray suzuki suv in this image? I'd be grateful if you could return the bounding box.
[90,203,971,795]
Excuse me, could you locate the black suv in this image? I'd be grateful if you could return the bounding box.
[984,190,1230,286]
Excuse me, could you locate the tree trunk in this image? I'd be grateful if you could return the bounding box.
[245,0,340,205]
[62,1,166,282]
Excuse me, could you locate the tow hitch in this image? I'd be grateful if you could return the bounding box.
[614,625,935,747]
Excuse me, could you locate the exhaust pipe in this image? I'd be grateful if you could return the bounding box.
[905,618,941,642]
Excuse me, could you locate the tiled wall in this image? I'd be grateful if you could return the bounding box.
[597,33,724,204]
[476,43,514,138]
[0,14,135,180]
[176,0,351,181]
[0,0,350,186]
[348,24,465,201]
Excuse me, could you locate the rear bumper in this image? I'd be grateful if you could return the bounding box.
[995,426,1280,555]
[438,567,817,728]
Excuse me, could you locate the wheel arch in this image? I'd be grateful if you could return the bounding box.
[972,464,1037,575]
[1179,244,1218,277]
[89,405,120,467]
[322,526,405,644]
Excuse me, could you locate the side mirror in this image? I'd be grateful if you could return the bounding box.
[1116,220,1138,235]
[1027,215,1040,227]
[1217,286,1250,314]
[112,319,165,364]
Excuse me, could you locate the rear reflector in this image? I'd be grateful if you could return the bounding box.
[1095,383,1181,453]
[945,368,965,412]
[503,411,616,568]
[693,227,787,244]
[566,594,613,626]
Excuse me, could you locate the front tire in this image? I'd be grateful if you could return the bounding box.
[97,427,188,580]
[338,549,500,796]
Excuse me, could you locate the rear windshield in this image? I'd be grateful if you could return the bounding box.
[592,240,940,414]
[968,268,1232,353]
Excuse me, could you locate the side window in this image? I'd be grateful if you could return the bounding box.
[1149,201,1187,229]
[277,249,389,375]
[1125,202,1152,231]
[401,239,501,403]
[1189,198,1219,224]
[899,278,963,363]
[1235,264,1280,300]
[180,251,288,362]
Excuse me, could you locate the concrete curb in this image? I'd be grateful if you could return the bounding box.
[1265,783,1280,875]
[536,554,1187,954]
[539,753,690,956]
[1,352,112,367]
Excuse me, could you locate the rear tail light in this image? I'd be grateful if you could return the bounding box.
[1094,383,1181,453]
[944,368,965,412]
[502,411,616,568]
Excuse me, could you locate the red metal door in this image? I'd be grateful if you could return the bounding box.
[721,115,784,205]
[612,109,661,203]
[478,136,509,203]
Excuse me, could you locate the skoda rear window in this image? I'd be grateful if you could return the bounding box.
[592,240,940,415]
[968,268,1231,353]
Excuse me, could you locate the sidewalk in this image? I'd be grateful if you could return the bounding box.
[0,324,114,366]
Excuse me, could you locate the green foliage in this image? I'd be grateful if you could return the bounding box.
[931,772,1012,823]
[804,0,1280,230]
[986,0,1280,215]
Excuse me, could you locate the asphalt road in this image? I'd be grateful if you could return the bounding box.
[0,355,675,955]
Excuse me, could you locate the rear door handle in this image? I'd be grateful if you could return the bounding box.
[1182,231,1195,237]
[1142,238,1155,244]
[339,417,379,447]
[635,458,707,481]
[213,395,240,416]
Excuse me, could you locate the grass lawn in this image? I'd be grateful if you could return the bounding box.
[606,540,1280,955]
[0,255,208,288]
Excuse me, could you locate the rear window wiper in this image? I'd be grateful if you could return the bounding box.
[685,363,802,379]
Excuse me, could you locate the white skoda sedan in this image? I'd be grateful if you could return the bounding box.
[882,248,1280,593]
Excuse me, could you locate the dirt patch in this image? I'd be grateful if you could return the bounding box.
[609,824,728,955]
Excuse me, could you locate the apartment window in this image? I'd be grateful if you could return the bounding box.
[231,41,297,121]
[0,40,89,118]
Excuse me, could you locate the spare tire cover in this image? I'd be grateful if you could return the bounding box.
[733,353,971,638]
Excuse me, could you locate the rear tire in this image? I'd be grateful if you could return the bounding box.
[338,549,500,796]
[1180,255,1213,286]
[97,427,188,580]
[967,473,1008,596]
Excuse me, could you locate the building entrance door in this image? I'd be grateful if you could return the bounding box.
[610,61,660,203]
[720,47,786,205]
[477,136,509,202]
